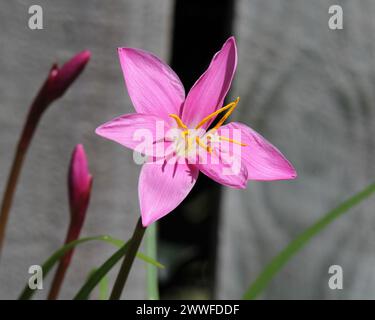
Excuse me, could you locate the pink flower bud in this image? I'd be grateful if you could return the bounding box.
[48,144,92,299]
[0,51,91,254]
[68,144,93,232]
[48,50,91,102]
[32,50,91,114]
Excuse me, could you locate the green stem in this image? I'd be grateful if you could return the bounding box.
[146,222,159,299]
[110,218,146,300]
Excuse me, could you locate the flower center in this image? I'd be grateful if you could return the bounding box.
[168,97,246,158]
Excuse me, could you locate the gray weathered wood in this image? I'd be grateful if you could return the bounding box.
[0,0,173,299]
[217,0,375,299]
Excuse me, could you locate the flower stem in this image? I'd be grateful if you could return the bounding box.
[0,109,42,254]
[146,222,159,300]
[47,223,79,300]
[110,217,145,300]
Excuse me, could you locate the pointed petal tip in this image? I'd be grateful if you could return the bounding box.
[280,159,298,180]
[274,164,298,181]
[223,36,237,51]
[75,143,84,150]
[79,50,91,63]
[289,167,298,180]
[117,47,132,62]
[63,50,91,70]
[226,35,236,44]
[75,49,91,59]
[117,47,136,56]
[94,125,102,136]
[73,143,86,159]
[95,124,108,138]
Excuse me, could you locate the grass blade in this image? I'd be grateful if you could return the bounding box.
[243,182,375,300]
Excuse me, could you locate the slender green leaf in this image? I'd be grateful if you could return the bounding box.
[137,251,164,269]
[19,235,115,300]
[243,182,375,300]
[146,222,159,300]
[74,243,128,300]
[99,274,109,300]
[73,237,164,300]
[18,235,164,300]
[86,267,98,298]
[86,268,109,300]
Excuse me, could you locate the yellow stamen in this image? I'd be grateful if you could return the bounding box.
[195,97,240,129]
[169,114,188,129]
[213,97,240,130]
[169,99,246,155]
[219,136,247,146]
[196,137,212,153]
[182,130,192,151]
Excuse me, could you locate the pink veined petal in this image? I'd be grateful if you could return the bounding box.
[95,113,171,157]
[139,159,199,227]
[181,37,237,129]
[197,147,248,189]
[118,47,185,124]
[217,122,297,181]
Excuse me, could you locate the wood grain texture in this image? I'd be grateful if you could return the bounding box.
[0,0,173,299]
[216,0,375,299]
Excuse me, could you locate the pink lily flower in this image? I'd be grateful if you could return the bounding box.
[96,37,297,227]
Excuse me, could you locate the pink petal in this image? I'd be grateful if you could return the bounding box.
[181,37,237,128]
[118,48,185,124]
[217,122,297,181]
[95,113,170,157]
[197,148,248,189]
[139,159,199,226]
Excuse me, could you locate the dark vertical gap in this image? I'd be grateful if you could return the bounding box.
[159,0,235,299]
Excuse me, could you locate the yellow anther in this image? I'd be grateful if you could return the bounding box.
[195,97,240,129]
[196,137,212,153]
[169,114,188,129]
[219,136,247,146]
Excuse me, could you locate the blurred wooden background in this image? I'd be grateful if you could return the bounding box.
[0,0,174,299]
[217,0,375,299]
[1,0,375,299]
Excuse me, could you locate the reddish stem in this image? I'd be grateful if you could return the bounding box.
[47,222,80,300]
[0,97,45,253]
